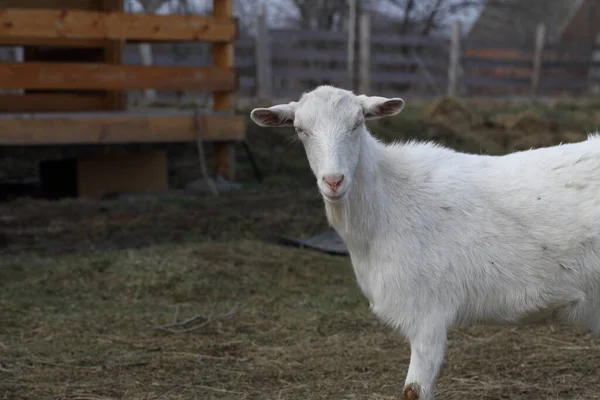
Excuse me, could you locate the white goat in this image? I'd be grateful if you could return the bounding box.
[250,85,600,400]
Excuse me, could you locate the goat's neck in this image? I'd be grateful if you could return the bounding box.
[325,129,388,241]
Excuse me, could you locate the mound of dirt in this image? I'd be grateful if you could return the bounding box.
[509,129,586,152]
[510,133,557,152]
[507,111,559,135]
[561,131,588,143]
[423,96,478,127]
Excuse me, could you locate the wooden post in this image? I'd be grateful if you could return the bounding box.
[255,4,273,101]
[531,23,546,96]
[103,0,126,110]
[447,19,461,97]
[357,13,370,95]
[347,0,357,91]
[212,0,236,181]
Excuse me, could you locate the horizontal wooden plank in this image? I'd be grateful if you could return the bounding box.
[270,28,346,43]
[273,67,347,81]
[0,110,246,145]
[545,43,593,53]
[463,75,530,88]
[370,71,446,85]
[371,53,445,67]
[0,36,112,47]
[0,93,108,112]
[543,59,599,68]
[0,62,236,91]
[540,76,589,89]
[273,48,347,63]
[372,34,446,47]
[0,0,98,9]
[0,9,237,44]
[463,47,532,60]
[462,57,533,68]
[463,39,532,52]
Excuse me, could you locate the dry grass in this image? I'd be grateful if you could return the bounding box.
[2,99,600,399]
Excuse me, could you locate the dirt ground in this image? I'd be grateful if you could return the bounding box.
[3,98,600,399]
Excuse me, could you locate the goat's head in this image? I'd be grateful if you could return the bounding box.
[250,86,404,203]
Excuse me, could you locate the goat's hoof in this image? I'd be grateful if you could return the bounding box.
[403,383,420,400]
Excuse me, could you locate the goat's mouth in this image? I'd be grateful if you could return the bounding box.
[322,192,347,203]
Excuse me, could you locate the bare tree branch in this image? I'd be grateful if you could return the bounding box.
[381,0,487,34]
[400,0,415,34]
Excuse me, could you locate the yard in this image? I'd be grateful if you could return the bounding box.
[2,97,600,399]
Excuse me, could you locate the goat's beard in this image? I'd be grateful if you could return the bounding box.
[324,199,350,233]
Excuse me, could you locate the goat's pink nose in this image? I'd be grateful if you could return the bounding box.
[323,174,344,191]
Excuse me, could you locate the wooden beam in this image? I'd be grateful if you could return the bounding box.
[77,151,169,198]
[0,62,237,91]
[0,0,98,9]
[0,9,237,43]
[212,0,236,181]
[0,36,112,47]
[100,0,125,111]
[0,111,246,145]
[0,93,109,112]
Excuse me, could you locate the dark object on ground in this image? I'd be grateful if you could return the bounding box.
[0,177,43,202]
[269,230,349,256]
[38,158,79,199]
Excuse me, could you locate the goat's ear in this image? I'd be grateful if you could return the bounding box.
[358,95,405,120]
[250,102,296,127]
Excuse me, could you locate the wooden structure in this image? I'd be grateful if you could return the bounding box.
[0,0,245,197]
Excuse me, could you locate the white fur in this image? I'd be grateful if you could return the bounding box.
[250,85,600,400]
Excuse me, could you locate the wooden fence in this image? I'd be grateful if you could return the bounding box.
[129,17,599,103]
[4,15,597,104]
[120,27,450,102]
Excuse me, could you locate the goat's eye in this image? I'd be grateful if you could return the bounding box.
[295,127,310,136]
[352,120,363,131]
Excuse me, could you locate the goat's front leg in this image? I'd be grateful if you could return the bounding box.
[402,325,447,400]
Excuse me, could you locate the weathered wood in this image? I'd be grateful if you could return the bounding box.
[347,0,358,91]
[102,0,126,111]
[371,72,446,85]
[0,62,236,91]
[447,19,461,96]
[39,150,170,199]
[0,0,99,9]
[211,0,236,181]
[77,150,169,198]
[0,9,237,43]
[0,111,246,145]
[274,48,347,63]
[271,28,346,42]
[0,36,111,47]
[0,93,108,112]
[358,13,370,94]
[6,0,125,112]
[462,57,533,68]
[372,52,442,67]
[255,5,273,100]
[274,68,345,81]
[372,34,446,47]
[531,23,546,96]
[463,75,530,88]
[462,39,532,52]
[540,76,588,89]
